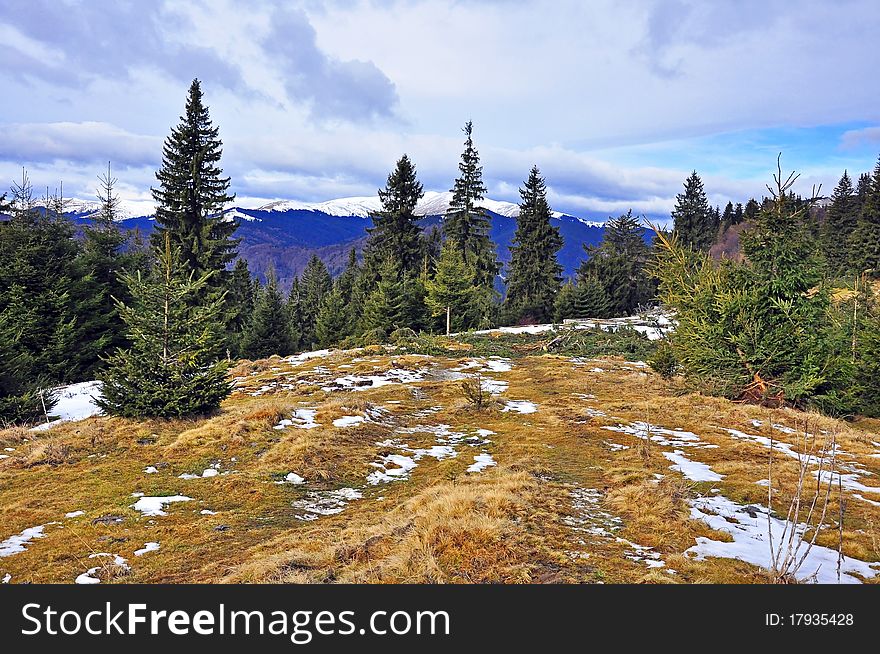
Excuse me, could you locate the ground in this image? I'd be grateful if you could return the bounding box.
[2,335,880,584]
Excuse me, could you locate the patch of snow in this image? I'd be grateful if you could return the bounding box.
[30,380,103,431]
[2,574,9,583]
[853,493,880,507]
[0,525,47,558]
[131,495,192,517]
[466,452,497,473]
[288,349,332,365]
[75,553,129,584]
[483,357,512,373]
[604,441,630,452]
[603,421,709,449]
[200,509,217,515]
[65,510,85,518]
[333,415,365,428]
[144,466,158,474]
[686,494,880,584]
[662,450,724,482]
[814,470,880,495]
[292,488,362,520]
[134,542,160,556]
[275,472,305,485]
[502,400,538,414]
[325,368,426,392]
[367,453,418,485]
[480,378,509,394]
[275,408,320,430]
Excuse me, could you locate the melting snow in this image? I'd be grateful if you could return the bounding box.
[0,525,47,558]
[663,450,724,482]
[292,488,362,520]
[333,415,365,428]
[502,400,538,414]
[75,553,129,584]
[134,542,160,556]
[65,510,85,518]
[275,408,321,430]
[31,380,103,431]
[288,349,332,365]
[275,472,305,485]
[144,466,158,474]
[686,495,880,584]
[131,495,192,517]
[466,452,496,473]
[325,368,426,391]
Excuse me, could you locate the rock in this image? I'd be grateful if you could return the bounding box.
[92,514,125,525]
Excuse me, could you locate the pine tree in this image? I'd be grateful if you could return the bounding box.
[821,171,857,276]
[743,198,760,223]
[504,166,563,324]
[315,287,349,347]
[580,210,653,316]
[286,278,304,351]
[720,201,735,232]
[671,171,717,252]
[97,235,231,418]
[554,275,611,321]
[855,173,872,216]
[225,257,255,357]
[361,258,428,333]
[849,157,880,275]
[240,268,294,359]
[444,121,500,292]
[75,162,137,376]
[0,169,82,384]
[364,155,424,278]
[299,255,333,348]
[733,203,744,226]
[151,79,237,301]
[426,239,481,334]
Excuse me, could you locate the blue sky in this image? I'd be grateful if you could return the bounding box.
[1,0,879,219]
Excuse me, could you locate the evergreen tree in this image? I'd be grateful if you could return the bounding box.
[75,162,136,376]
[821,170,857,276]
[315,287,349,347]
[364,155,424,278]
[554,275,611,322]
[225,257,256,357]
[426,239,481,334]
[240,268,294,359]
[97,235,231,418]
[743,198,761,223]
[444,121,500,292]
[504,166,563,324]
[286,278,304,351]
[849,157,880,274]
[671,171,717,251]
[299,255,333,348]
[855,173,872,216]
[0,169,82,385]
[150,79,237,301]
[733,203,744,226]
[579,210,653,316]
[361,258,428,333]
[720,201,735,232]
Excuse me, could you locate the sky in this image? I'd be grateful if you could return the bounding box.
[1,0,879,220]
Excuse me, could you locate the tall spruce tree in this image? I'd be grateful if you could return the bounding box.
[240,268,294,359]
[151,79,237,301]
[315,287,349,347]
[364,155,424,279]
[554,275,611,322]
[444,121,500,293]
[97,235,231,418]
[720,201,735,232]
[299,255,333,348]
[849,157,880,274]
[672,171,717,251]
[504,166,563,323]
[821,171,857,276]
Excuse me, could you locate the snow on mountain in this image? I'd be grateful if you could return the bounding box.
[256,191,524,219]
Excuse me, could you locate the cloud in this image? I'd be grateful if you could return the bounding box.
[0,122,161,168]
[262,6,399,122]
[840,127,880,150]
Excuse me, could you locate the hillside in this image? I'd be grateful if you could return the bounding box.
[2,327,879,585]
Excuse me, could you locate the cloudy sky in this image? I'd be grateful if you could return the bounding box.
[1,0,879,219]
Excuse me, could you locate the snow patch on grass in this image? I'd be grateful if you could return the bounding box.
[275,408,320,430]
[75,553,129,584]
[292,488,362,520]
[502,400,538,414]
[134,542,160,556]
[131,495,192,517]
[31,380,103,431]
[686,495,880,584]
[663,450,724,482]
[0,525,47,558]
[466,452,496,473]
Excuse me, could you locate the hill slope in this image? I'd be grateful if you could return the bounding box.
[2,330,879,584]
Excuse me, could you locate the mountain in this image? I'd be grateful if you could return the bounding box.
[42,191,651,292]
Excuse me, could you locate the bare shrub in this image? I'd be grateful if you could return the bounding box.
[460,374,489,411]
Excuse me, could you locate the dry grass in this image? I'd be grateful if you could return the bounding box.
[1,346,878,585]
